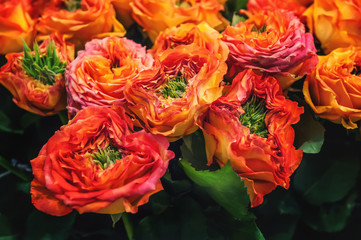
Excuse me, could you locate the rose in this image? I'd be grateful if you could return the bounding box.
[112,0,134,29]
[247,0,307,18]
[303,47,361,129]
[36,0,126,48]
[196,70,303,207]
[66,36,154,117]
[222,9,318,89]
[304,0,361,54]
[130,0,229,42]
[0,0,35,54]
[0,34,74,116]
[31,106,174,216]
[151,22,229,61]
[124,44,227,141]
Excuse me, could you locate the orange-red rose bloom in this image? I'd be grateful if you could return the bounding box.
[303,47,361,129]
[304,0,361,54]
[197,70,303,207]
[0,34,74,116]
[222,10,318,89]
[36,0,126,48]
[247,0,307,18]
[151,22,229,61]
[0,0,35,54]
[66,36,154,117]
[124,44,227,141]
[130,0,229,41]
[31,106,174,216]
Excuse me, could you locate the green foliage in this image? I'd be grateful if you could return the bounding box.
[293,102,325,154]
[181,160,252,220]
[21,39,66,85]
[293,146,360,206]
[24,211,76,240]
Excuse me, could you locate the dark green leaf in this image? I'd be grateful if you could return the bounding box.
[302,192,357,233]
[293,104,325,154]
[0,111,23,134]
[293,146,360,206]
[24,210,76,240]
[134,196,207,240]
[110,213,122,228]
[0,156,31,182]
[181,160,251,220]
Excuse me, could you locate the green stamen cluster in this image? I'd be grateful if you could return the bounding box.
[63,0,82,12]
[21,40,66,86]
[239,95,269,138]
[251,24,267,34]
[161,76,187,98]
[92,145,122,170]
[175,0,191,7]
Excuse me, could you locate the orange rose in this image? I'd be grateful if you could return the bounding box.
[124,44,227,141]
[151,22,229,61]
[303,47,361,129]
[247,0,307,18]
[0,34,74,116]
[130,0,229,41]
[112,0,134,29]
[31,106,174,216]
[222,10,318,89]
[0,0,35,54]
[66,36,154,117]
[304,0,361,54]
[36,0,126,48]
[197,70,303,207]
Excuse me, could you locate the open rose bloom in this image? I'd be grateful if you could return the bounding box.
[31,106,174,216]
[303,47,361,129]
[222,10,318,88]
[0,0,35,54]
[124,44,227,141]
[151,22,229,61]
[0,34,74,116]
[304,0,361,54]
[130,0,229,41]
[197,70,303,207]
[66,36,154,117]
[36,0,126,48]
[247,0,307,18]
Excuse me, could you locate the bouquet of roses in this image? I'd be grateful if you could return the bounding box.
[0,0,360,239]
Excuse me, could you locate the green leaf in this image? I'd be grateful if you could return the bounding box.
[0,111,23,134]
[134,196,208,240]
[302,192,357,233]
[24,210,76,240]
[293,146,360,206]
[181,160,251,220]
[110,213,122,228]
[0,156,31,182]
[232,13,247,26]
[180,130,211,170]
[293,104,325,154]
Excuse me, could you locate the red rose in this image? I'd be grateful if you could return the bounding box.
[31,106,174,216]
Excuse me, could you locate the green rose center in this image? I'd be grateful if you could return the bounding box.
[92,145,122,170]
[161,76,187,98]
[63,0,82,12]
[21,40,66,86]
[239,95,269,138]
[251,24,267,34]
[175,0,191,7]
